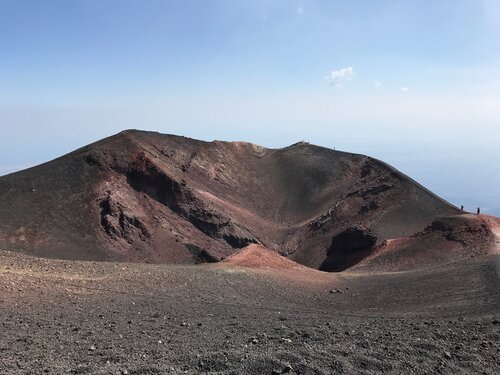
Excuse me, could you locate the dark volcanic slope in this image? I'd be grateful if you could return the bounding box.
[0,130,469,269]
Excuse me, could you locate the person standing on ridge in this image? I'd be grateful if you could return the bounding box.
[460,205,464,211]
[476,207,480,215]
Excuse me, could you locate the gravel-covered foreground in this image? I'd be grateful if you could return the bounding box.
[1,250,499,374]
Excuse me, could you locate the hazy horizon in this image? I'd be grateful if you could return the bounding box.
[1,1,499,215]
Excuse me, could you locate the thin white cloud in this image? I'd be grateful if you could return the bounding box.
[326,66,354,88]
[374,80,382,89]
[400,87,410,92]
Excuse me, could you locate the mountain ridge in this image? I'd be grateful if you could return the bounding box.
[1,129,494,271]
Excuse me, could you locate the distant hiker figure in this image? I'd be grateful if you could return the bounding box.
[476,207,480,215]
[460,205,464,211]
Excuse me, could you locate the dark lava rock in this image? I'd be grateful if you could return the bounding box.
[320,224,377,272]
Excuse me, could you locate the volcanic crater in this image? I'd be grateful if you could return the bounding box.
[0,129,497,272]
[1,130,500,374]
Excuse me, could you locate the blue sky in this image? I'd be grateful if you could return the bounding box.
[0,0,499,214]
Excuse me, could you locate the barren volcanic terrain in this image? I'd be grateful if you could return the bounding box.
[1,129,490,270]
[0,130,499,374]
[1,245,499,374]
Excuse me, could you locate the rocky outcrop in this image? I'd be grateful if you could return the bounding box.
[420,216,495,251]
[99,192,150,244]
[320,225,377,272]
